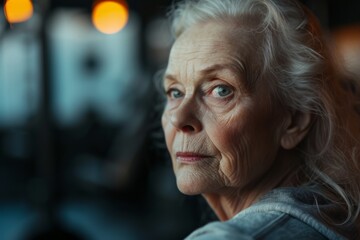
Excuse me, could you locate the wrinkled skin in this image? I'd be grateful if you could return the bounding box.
[161,22,303,220]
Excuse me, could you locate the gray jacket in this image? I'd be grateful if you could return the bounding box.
[186,188,357,239]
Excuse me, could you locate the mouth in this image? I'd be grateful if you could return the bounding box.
[175,152,211,164]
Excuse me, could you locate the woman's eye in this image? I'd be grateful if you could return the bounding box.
[211,85,233,97]
[167,88,184,99]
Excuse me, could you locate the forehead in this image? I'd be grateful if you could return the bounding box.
[165,21,263,93]
[168,22,243,68]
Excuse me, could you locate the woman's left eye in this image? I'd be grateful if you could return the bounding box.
[211,85,233,97]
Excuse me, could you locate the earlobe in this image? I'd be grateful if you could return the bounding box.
[280,111,312,150]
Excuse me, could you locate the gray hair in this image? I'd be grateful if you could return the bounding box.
[168,0,360,226]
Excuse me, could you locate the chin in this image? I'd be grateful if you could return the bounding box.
[175,170,215,195]
[177,182,201,195]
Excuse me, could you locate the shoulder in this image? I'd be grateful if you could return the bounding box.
[186,188,349,240]
[186,211,328,240]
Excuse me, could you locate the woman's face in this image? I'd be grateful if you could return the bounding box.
[162,22,287,195]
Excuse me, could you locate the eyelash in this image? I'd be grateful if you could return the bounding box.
[166,88,184,99]
[210,85,233,98]
[165,84,234,100]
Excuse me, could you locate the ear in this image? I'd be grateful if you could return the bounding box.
[280,111,312,150]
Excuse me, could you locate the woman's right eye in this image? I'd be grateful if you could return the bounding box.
[166,88,184,99]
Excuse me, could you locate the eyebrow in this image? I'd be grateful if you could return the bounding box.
[164,63,244,82]
[199,63,244,76]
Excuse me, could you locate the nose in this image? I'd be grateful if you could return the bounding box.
[169,98,202,133]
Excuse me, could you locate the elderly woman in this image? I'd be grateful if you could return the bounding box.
[160,0,360,239]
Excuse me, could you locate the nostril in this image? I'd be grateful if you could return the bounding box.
[182,125,195,132]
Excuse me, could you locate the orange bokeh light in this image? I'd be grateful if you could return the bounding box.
[4,0,33,23]
[92,0,129,34]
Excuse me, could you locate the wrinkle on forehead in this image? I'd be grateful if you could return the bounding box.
[165,22,255,93]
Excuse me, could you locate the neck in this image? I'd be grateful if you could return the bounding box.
[202,150,303,221]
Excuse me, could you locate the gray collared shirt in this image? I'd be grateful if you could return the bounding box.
[186,188,357,239]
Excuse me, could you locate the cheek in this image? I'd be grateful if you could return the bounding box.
[161,112,167,131]
[209,109,284,188]
[211,125,252,186]
[161,113,172,149]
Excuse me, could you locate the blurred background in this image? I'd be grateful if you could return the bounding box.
[0,0,359,239]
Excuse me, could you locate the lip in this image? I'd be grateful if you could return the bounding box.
[175,152,211,163]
